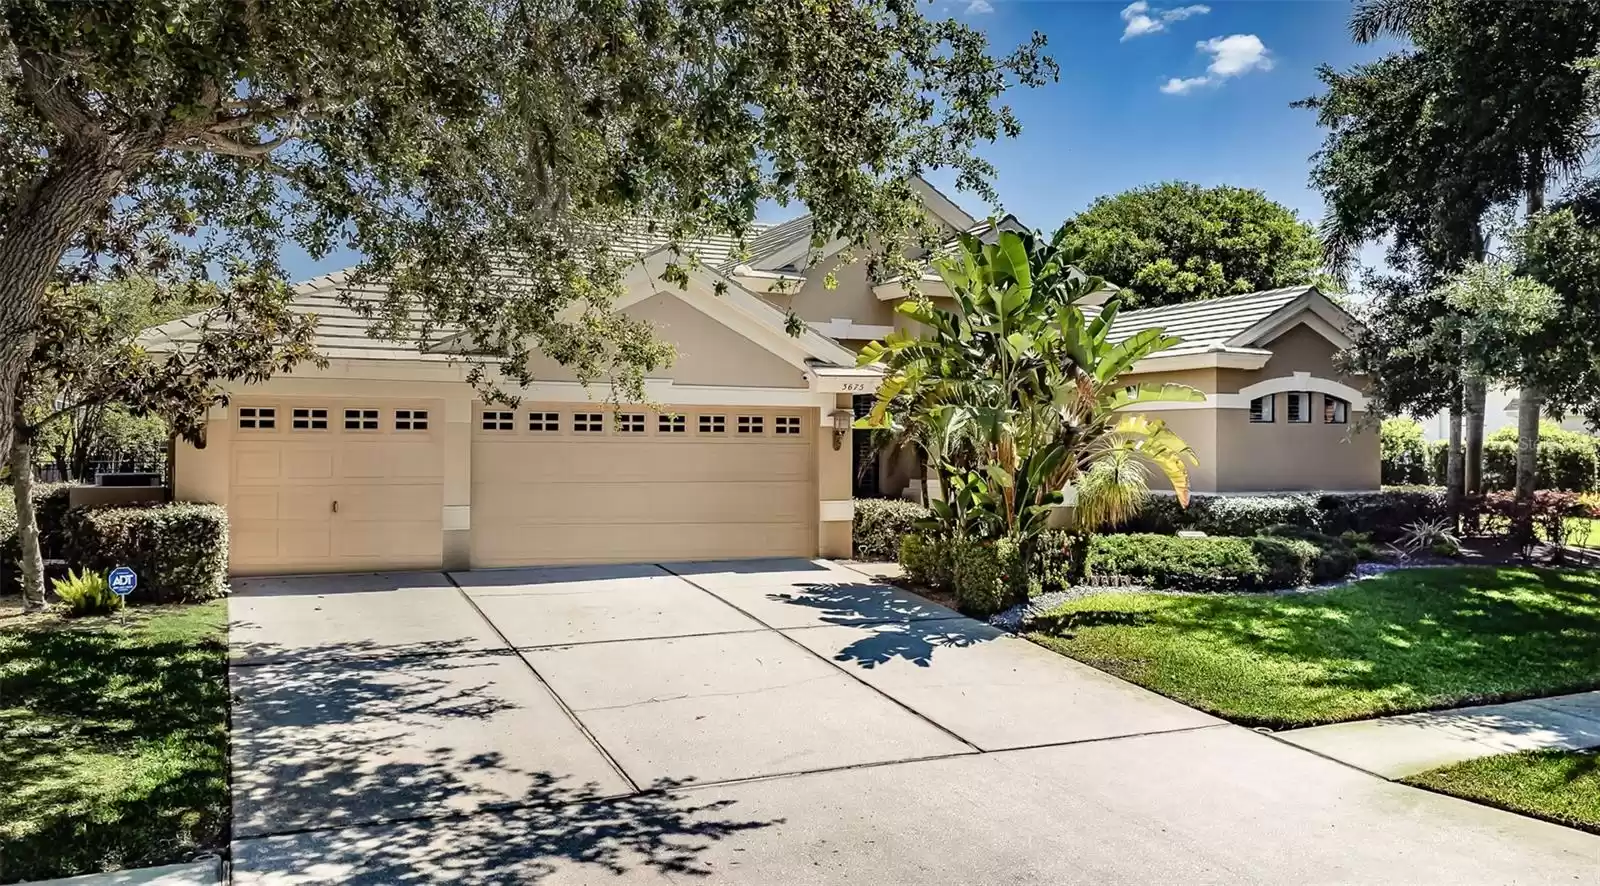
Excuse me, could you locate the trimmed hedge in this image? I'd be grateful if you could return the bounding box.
[898,532,1062,617]
[1085,532,1356,592]
[61,503,229,604]
[1125,489,1445,543]
[899,532,953,590]
[1423,439,1600,492]
[950,538,1025,617]
[1,482,81,592]
[854,498,930,561]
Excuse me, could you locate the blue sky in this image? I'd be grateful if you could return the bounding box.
[918,0,1396,241]
[284,1,1396,281]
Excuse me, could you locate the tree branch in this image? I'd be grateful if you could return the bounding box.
[17,49,97,137]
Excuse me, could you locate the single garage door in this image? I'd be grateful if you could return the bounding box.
[228,399,445,574]
[471,403,815,566]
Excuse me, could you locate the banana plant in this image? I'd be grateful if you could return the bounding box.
[857,226,1204,556]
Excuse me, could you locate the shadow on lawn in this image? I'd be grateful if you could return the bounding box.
[227,634,780,882]
[0,609,229,883]
[1039,567,1600,726]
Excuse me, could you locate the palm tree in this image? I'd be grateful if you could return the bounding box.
[856,228,1200,574]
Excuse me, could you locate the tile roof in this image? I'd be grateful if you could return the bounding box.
[1106,285,1315,348]
[726,214,815,271]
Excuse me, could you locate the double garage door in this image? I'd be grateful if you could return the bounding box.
[226,398,815,573]
[470,403,815,566]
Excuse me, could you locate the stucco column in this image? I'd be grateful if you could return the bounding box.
[816,394,854,559]
[172,404,231,505]
[441,396,473,570]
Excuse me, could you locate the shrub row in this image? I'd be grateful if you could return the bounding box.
[1415,440,1600,492]
[853,498,930,560]
[1,483,79,592]
[1084,530,1356,592]
[899,533,1029,617]
[1124,488,1445,543]
[2,486,228,604]
[62,503,230,604]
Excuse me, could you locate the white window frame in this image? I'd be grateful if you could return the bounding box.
[616,413,646,434]
[395,409,429,431]
[774,415,803,436]
[290,407,328,430]
[481,410,514,431]
[527,411,560,432]
[238,406,277,430]
[736,415,764,434]
[1324,396,1349,424]
[1249,395,1274,424]
[573,412,605,433]
[698,414,727,434]
[659,414,687,434]
[344,408,380,431]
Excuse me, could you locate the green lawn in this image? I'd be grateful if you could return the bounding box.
[1027,567,1600,729]
[1406,749,1600,835]
[1563,516,1600,548]
[0,600,228,883]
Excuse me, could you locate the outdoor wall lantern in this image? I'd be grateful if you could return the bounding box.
[829,409,855,451]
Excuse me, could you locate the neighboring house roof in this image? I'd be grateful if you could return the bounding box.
[730,214,815,272]
[1107,285,1327,349]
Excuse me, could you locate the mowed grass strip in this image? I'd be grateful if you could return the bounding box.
[1406,749,1600,835]
[1027,567,1600,728]
[0,600,228,883]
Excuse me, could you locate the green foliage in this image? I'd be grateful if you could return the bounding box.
[852,499,930,561]
[1380,418,1432,486]
[1028,567,1600,728]
[1083,533,1353,592]
[949,537,1027,617]
[898,533,954,591]
[0,600,228,881]
[0,0,1057,435]
[1128,489,1447,543]
[1398,517,1460,555]
[62,504,229,604]
[1405,749,1600,836]
[0,482,80,591]
[858,228,1200,553]
[51,568,120,616]
[1056,182,1326,308]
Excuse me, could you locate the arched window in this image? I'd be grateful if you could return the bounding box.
[1324,396,1350,424]
[1249,395,1274,423]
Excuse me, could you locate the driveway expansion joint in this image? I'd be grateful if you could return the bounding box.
[441,570,642,794]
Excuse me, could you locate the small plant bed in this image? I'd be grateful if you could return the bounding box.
[1404,748,1600,836]
[0,597,229,883]
[1025,567,1600,729]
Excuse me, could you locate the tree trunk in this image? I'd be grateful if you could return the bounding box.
[1513,389,1542,545]
[0,143,135,453]
[1445,404,1465,530]
[1463,376,1486,494]
[8,421,46,611]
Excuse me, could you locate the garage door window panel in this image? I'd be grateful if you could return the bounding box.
[698,415,726,434]
[290,408,328,430]
[238,407,277,430]
[395,409,429,431]
[737,416,764,435]
[659,414,686,434]
[574,413,605,433]
[482,410,514,431]
[344,408,380,431]
[774,415,802,436]
[617,413,646,434]
[529,412,560,432]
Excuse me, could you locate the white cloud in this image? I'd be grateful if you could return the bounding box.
[965,0,994,13]
[1121,1,1210,41]
[1160,76,1211,95]
[1159,33,1273,94]
[1200,34,1273,77]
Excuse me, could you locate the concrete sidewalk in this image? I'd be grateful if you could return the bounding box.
[26,860,221,886]
[1278,690,1600,778]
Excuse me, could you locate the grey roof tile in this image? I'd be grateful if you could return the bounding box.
[1106,286,1315,348]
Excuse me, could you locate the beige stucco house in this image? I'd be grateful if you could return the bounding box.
[148,179,1375,576]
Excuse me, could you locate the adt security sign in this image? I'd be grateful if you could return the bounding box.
[108,566,138,597]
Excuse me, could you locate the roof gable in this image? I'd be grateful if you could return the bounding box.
[1106,286,1353,352]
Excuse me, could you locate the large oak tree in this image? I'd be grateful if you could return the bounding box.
[0,0,1056,454]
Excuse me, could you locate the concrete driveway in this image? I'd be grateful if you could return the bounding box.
[228,559,1600,884]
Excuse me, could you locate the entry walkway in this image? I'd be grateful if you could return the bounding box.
[1278,690,1600,778]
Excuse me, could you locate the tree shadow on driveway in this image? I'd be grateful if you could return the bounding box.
[770,582,995,668]
[230,635,780,882]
